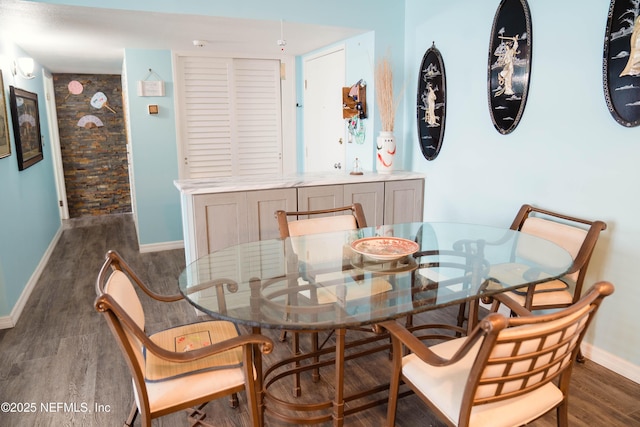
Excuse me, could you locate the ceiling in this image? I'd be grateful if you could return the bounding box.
[0,1,366,75]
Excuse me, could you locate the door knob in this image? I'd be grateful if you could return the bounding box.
[334,162,342,169]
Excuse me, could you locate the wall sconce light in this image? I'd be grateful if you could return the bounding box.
[12,57,35,80]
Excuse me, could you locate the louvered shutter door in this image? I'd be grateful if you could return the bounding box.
[179,56,283,179]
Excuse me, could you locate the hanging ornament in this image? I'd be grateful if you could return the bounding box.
[277,19,287,53]
[347,115,365,144]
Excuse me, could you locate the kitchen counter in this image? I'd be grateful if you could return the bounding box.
[174,171,425,195]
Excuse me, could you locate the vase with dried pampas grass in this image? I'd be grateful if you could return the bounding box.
[375,56,399,173]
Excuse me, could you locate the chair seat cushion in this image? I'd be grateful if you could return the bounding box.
[402,337,564,427]
[299,276,392,304]
[489,262,574,306]
[145,320,242,381]
[503,287,574,307]
[141,365,248,414]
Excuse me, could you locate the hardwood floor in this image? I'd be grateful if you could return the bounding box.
[0,213,638,426]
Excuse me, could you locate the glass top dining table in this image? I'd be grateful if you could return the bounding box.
[178,222,573,331]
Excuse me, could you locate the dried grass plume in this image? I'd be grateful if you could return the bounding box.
[375,55,398,132]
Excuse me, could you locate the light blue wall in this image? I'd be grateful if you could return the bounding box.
[0,41,60,317]
[404,0,639,369]
[123,49,182,246]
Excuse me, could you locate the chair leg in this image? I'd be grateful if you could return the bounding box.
[456,302,467,336]
[576,347,586,363]
[228,393,239,408]
[556,399,569,427]
[311,331,321,382]
[124,401,138,427]
[405,314,413,328]
[279,330,288,342]
[386,341,402,427]
[292,331,301,397]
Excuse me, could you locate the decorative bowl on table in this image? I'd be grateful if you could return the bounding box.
[350,237,419,261]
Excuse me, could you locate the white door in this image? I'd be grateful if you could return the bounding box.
[303,47,346,172]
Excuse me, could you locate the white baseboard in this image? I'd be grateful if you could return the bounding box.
[139,240,184,253]
[0,227,63,329]
[0,315,14,329]
[582,341,640,384]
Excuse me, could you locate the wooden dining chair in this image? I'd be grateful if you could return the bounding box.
[275,203,392,387]
[492,204,607,313]
[491,205,608,358]
[381,281,614,427]
[95,250,273,427]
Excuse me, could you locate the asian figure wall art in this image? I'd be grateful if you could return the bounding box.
[603,0,640,127]
[417,42,446,161]
[487,0,532,135]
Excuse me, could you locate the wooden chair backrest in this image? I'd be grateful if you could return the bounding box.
[276,203,367,238]
[460,281,613,421]
[510,204,606,293]
[95,252,152,414]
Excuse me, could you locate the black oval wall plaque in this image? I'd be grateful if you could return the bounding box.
[603,0,640,127]
[417,42,446,161]
[487,0,532,135]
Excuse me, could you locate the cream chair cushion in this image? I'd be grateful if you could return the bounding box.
[518,217,587,283]
[145,321,242,381]
[307,276,392,305]
[105,270,145,329]
[135,366,248,414]
[489,262,574,306]
[288,215,357,237]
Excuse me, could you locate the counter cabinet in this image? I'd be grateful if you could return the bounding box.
[179,176,424,264]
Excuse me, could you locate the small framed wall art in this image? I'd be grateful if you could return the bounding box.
[487,0,532,135]
[416,42,446,161]
[603,0,640,127]
[0,70,10,159]
[9,86,43,170]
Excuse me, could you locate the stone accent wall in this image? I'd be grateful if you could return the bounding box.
[53,74,131,217]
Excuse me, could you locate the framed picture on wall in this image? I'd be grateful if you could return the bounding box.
[9,86,43,170]
[487,0,532,135]
[0,70,11,159]
[603,0,640,127]
[417,42,446,161]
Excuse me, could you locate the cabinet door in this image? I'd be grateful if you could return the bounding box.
[344,182,384,226]
[384,180,424,224]
[297,185,344,216]
[246,188,297,241]
[194,192,248,258]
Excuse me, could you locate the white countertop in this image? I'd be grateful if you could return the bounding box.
[174,171,425,195]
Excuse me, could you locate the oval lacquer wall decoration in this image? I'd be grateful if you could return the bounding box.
[487,0,532,135]
[603,0,640,127]
[417,42,446,161]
